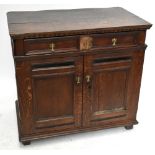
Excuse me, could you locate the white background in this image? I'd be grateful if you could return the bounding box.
[0,0,154,153]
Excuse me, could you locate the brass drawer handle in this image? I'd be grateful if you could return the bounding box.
[112,38,117,46]
[49,43,55,52]
[86,75,91,83]
[75,76,81,85]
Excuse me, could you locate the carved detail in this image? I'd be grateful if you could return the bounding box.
[15,62,33,134]
[80,36,93,50]
[25,78,32,118]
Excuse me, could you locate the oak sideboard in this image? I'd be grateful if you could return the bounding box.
[7,7,152,145]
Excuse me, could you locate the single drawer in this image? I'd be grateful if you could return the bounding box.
[92,31,139,49]
[24,36,78,55]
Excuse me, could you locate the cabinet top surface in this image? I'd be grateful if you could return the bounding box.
[7,7,152,38]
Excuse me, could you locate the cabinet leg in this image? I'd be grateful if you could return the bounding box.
[125,125,133,130]
[22,141,31,145]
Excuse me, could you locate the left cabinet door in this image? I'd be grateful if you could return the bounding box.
[16,56,83,136]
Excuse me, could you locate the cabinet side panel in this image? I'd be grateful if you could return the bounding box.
[15,61,33,137]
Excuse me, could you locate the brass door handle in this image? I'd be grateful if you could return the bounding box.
[49,43,55,52]
[112,38,117,46]
[86,75,91,83]
[75,76,81,85]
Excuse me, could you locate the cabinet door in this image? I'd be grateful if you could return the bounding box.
[83,52,133,127]
[31,56,83,132]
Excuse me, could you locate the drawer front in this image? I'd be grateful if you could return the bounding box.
[80,31,141,51]
[92,32,138,49]
[13,31,144,56]
[24,36,78,55]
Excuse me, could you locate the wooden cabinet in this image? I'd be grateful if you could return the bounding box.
[7,7,152,145]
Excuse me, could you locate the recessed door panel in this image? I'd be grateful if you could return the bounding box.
[33,73,74,119]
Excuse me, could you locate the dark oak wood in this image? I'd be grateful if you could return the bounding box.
[7,7,151,38]
[83,52,132,127]
[7,7,152,145]
[24,36,78,55]
[31,56,83,132]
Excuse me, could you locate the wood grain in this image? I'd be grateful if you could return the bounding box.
[7,7,152,38]
[7,7,152,145]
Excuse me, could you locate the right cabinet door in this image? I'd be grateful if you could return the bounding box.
[83,51,137,127]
